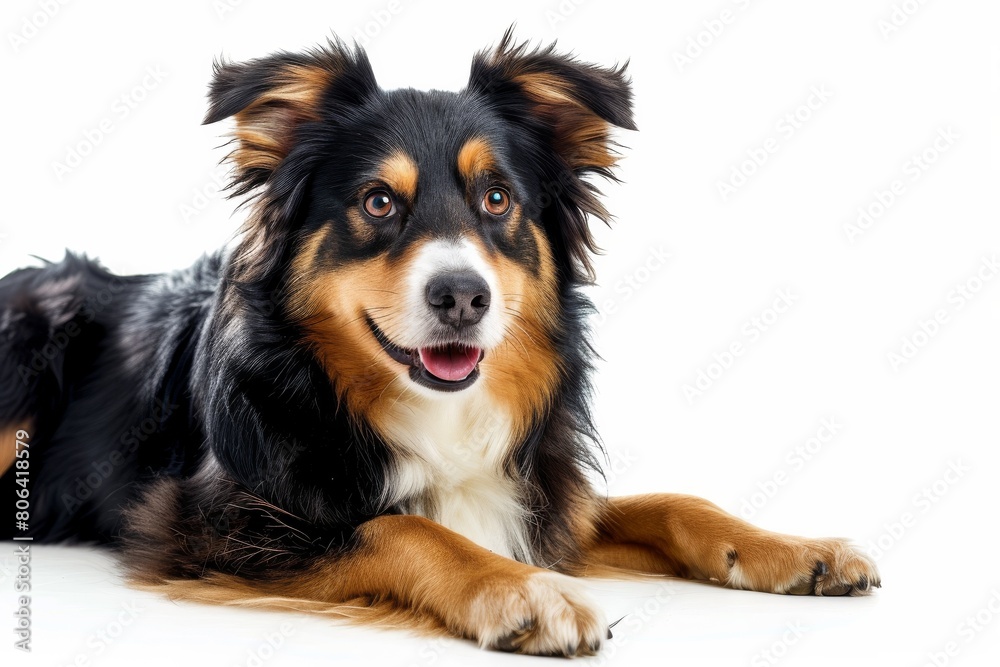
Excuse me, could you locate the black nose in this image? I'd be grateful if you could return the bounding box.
[426,271,491,328]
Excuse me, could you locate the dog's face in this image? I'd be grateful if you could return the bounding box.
[206,33,634,426]
[289,93,560,403]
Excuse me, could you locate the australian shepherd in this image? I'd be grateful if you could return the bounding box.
[0,32,879,656]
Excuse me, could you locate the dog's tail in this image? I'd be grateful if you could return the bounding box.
[0,253,124,459]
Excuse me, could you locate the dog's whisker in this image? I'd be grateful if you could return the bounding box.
[501,324,531,359]
[505,320,539,354]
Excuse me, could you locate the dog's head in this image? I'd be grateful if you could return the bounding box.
[206,31,634,426]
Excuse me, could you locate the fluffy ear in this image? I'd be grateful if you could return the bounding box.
[467,30,636,283]
[204,39,378,199]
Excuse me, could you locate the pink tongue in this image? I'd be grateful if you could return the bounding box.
[418,345,481,382]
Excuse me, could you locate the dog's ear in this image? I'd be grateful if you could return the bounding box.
[204,39,377,199]
[467,30,636,283]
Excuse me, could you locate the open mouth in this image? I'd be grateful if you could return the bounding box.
[367,317,484,392]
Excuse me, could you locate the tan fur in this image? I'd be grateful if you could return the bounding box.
[344,208,376,244]
[0,422,31,478]
[113,37,880,658]
[378,151,419,202]
[230,64,333,174]
[502,204,524,243]
[130,575,450,636]
[511,72,619,170]
[221,62,336,283]
[456,137,496,181]
[473,225,562,439]
[291,216,563,446]
[135,515,604,655]
[579,494,881,595]
[259,159,877,657]
[131,493,876,653]
[288,227,416,424]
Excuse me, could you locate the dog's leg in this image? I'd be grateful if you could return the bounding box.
[0,423,31,478]
[137,514,606,657]
[581,494,879,596]
[308,515,607,655]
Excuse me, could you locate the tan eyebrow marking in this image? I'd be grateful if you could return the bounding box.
[378,151,419,201]
[457,137,496,182]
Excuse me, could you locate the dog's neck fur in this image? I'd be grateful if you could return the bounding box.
[375,385,533,563]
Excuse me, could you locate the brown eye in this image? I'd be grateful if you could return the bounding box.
[483,187,510,216]
[363,190,395,218]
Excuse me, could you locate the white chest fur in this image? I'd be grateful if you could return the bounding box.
[377,389,533,563]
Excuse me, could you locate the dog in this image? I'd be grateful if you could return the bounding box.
[0,31,879,656]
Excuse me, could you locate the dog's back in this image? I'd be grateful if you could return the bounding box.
[0,253,219,541]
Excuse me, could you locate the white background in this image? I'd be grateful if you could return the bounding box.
[3,1,999,665]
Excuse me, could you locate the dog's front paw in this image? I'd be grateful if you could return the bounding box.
[726,536,881,597]
[465,571,606,656]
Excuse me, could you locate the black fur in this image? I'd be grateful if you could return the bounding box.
[0,32,634,583]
